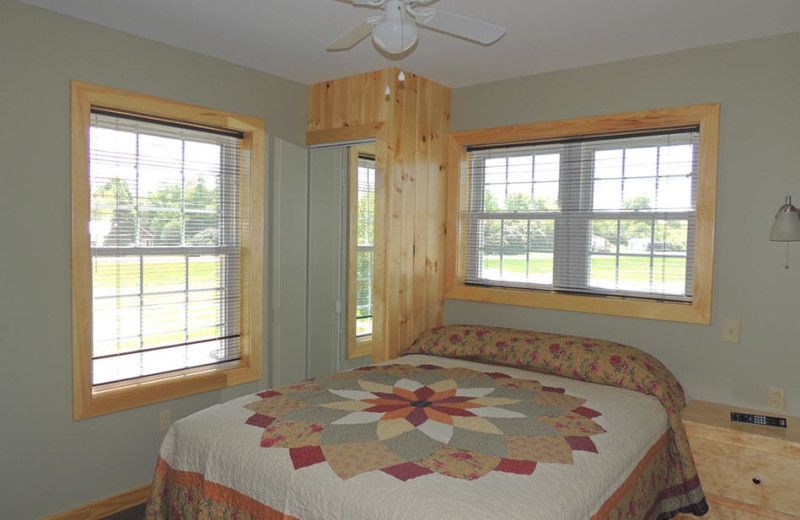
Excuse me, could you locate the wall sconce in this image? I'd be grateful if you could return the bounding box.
[769,195,800,268]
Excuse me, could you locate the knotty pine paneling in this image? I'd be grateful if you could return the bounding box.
[308,69,451,361]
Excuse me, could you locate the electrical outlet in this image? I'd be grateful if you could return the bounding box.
[159,409,173,432]
[768,388,785,411]
[722,318,740,343]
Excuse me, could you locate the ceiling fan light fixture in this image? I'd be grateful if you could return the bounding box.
[372,19,417,54]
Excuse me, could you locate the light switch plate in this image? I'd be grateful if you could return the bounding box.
[722,318,740,343]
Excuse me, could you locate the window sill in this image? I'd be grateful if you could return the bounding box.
[348,336,373,360]
[445,282,711,324]
[73,360,261,421]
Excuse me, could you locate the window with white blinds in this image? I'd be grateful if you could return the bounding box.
[446,104,719,323]
[89,111,245,385]
[355,155,375,338]
[465,129,699,301]
[71,81,264,419]
[346,144,377,360]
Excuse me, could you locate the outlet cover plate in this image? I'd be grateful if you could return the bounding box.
[768,387,785,411]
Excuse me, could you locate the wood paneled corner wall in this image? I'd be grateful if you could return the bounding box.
[307,68,451,362]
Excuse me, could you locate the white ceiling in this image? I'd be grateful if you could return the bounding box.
[16,0,800,88]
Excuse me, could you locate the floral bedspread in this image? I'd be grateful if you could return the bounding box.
[402,325,709,518]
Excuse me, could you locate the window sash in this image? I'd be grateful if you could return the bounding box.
[347,146,376,359]
[464,129,699,302]
[355,156,376,338]
[72,81,264,420]
[88,110,244,386]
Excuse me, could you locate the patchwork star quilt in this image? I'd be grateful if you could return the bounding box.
[145,326,708,520]
[244,364,605,482]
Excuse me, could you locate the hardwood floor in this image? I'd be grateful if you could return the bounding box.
[100,503,145,520]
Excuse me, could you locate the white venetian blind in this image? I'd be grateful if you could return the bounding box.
[355,155,375,337]
[89,110,246,386]
[464,128,700,301]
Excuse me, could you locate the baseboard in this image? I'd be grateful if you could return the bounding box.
[43,483,151,520]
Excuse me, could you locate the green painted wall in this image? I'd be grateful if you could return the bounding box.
[448,32,800,416]
[2,0,799,516]
[0,1,307,518]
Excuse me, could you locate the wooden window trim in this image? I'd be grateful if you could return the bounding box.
[70,81,265,419]
[445,104,719,324]
[347,144,375,359]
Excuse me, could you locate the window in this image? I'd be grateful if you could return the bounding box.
[346,145,375,359]
[71,81,264,419]
[446,104,719,324]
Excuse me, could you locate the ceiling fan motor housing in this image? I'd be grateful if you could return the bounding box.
[372,0,418,54]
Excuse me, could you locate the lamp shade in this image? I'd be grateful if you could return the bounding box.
[372,19,418,54]
[769,196,800,241]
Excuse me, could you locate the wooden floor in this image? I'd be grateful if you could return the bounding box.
[100,503,145,520]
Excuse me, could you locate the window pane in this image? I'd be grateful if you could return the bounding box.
[507,184,533,211]
[507,155,533,184]
[485,184,506,211]
[185,338,225,367]
[188,255,221,290]
[590,218,689,296]
[622,219,655,252]
[593,179,622,210]
[591,220,618,253]
[89,111,242,386]
[466,128,698,302]
[355,155,376,339]
[92,295,141,355]
[588,255,618,290]
[480,252,554,285]
[141,347,185,377]
[93,355,141,386]
[534,181,559,209]
[594,149,623,179]
[534,154,560,183]
[623,178,656,210]
[141,292,186,348]
[92,256,141,297]
[659,144,693,176]
[624,147,658,178]
[358,162,375,246]
[656,176,692,211]
[475,218,554,285]
[143,256,186,293]
[356,249,373,337]
[187,289,222,341]
[484,157,507,185]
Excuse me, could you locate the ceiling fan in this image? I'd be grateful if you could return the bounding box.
[328,0,506,56]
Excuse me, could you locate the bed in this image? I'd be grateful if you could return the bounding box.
[144,325,709,520]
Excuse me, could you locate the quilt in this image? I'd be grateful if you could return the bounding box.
[145,326,708,520]
[243,363,607,482]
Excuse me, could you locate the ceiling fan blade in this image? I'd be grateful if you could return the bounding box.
[327,19,376,51]
[414,8,505,45]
